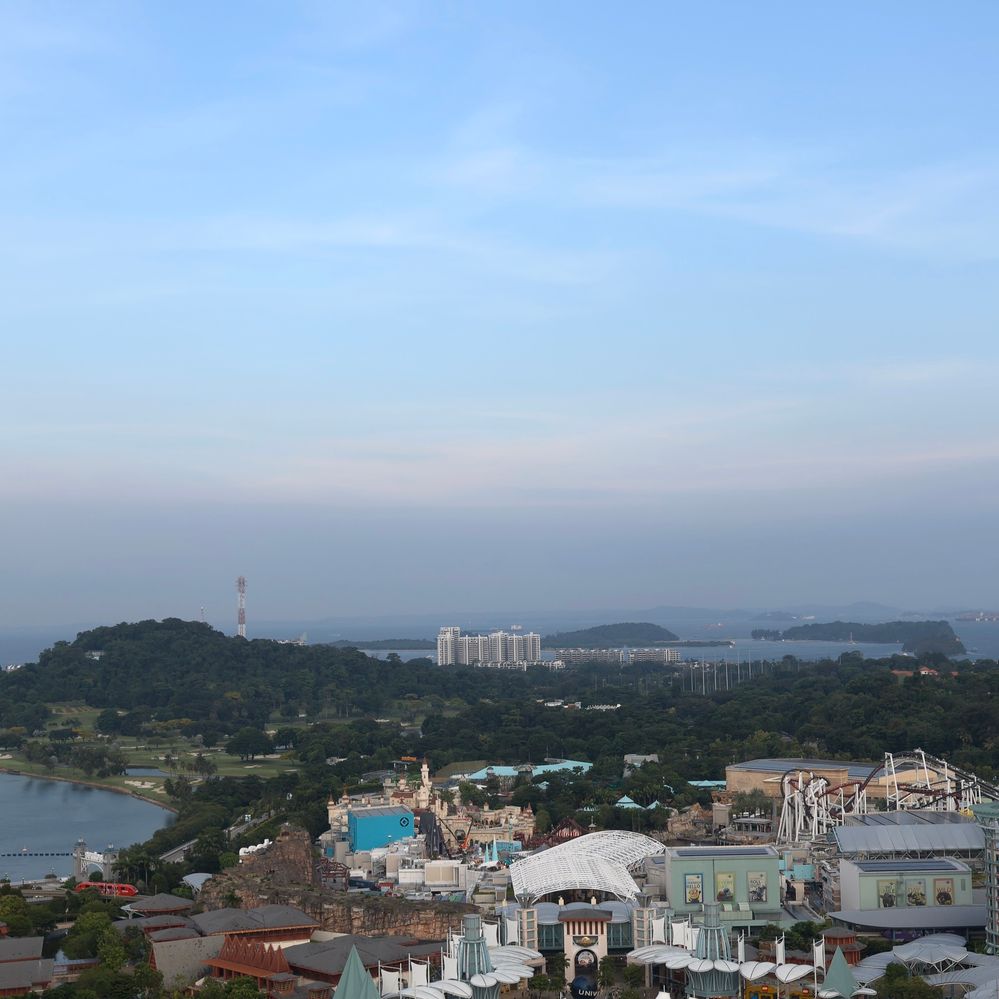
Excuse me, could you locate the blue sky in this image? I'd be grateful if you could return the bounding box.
[2,2,998,626]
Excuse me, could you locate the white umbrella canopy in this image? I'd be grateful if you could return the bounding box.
[490,969,524,985]
[489,946,544,963]
[630,946,692,965]
[654,949,697,965]
[435,982,475,997]
[629,946,665,962]
[713,960,741,973]
[498,965,534,979]
[893,943,968,967]
[399,988,449,999]
[741,962,777,981]
[776,965,814,985]
[665,956,695,971]
[686,959,716,974]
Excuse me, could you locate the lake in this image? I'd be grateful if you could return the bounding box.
[0,773,173,882]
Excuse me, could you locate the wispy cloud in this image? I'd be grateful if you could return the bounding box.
[0,211,622,290]
[432,120,999,258]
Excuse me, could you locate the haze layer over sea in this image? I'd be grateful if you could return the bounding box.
[3,619,998,667]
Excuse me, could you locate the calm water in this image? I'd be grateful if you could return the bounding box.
[5,622,999,667]
[364,622,999,665]
[676,620,999,663]
[0,773,173,882]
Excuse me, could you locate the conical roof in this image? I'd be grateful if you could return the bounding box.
[822,947,859,999]
[334,946,381,999]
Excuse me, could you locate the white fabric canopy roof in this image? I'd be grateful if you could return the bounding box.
[511,854,640,902]
[511,831,663,902]
[434,982,475,997]
[535,831,666,870]
[488,945,543,965]
[892,942,968,967]
[740,962,777,981]
[775,965,813,984]
[629,946,693,966]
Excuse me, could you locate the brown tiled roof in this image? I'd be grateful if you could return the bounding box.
[192,905,318,936]
[128,893,194,914]
[208,936,292,978]
[0,937,44,962]
[0,959,54,991]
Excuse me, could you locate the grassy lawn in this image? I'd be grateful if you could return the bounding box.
[2,703,301,803]
[1,746,299,802]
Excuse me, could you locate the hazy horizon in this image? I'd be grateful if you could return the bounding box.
[2,3,997,627]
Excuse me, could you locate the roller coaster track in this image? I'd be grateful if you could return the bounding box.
[776,748,999,844]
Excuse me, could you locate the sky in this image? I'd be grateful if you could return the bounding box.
[2,2,998,628]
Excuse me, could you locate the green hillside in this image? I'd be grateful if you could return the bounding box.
[542,622,680,648]
[781,620,965,655]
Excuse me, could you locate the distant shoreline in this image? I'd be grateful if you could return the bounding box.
[0,766,178,813]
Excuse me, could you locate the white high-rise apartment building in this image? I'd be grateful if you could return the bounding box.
[437,626,461,666]
[436,626,542,665]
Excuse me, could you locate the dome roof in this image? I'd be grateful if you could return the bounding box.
[510,831,665,903]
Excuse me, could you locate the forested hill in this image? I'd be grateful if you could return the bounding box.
[327,638,436,650]
[779,620,965,655]
[542,622,680,647]
[0,619,375,731]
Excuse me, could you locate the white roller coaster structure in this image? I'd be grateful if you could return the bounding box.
[776,749,999,845]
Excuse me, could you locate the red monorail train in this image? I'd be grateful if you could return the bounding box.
[73,882,138,897]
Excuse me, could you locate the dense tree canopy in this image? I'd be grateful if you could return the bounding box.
[3,618,999,888]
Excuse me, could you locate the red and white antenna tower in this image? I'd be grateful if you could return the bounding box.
[236,576,247,638]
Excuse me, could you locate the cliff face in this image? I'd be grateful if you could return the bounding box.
[296,892,475,938]
[198,824,474,938]
[198,824,316,911]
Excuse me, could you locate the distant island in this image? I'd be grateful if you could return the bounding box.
[669,639,735,648]
[543,622,680,648]
[752,620,965,656]
[751,629,783,641]
[327,638,436,650]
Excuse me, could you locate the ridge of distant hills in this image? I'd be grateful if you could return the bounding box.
[542,622,680,648]
[751,620,965,656]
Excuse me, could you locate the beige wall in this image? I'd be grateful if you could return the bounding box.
[725,764,895,799]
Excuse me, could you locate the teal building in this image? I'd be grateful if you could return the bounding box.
[646,846,782,929]
[830,857,985,936]
[347,804,415,852]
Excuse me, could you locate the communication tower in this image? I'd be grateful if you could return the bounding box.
[237,576,246,638]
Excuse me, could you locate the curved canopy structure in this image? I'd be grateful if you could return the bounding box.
[629,946,693,966]
[775,965,814,984]
[434,983,475,998]
[855,937,978,985]
[892,942,968,968]
[510,831,664,902]
[534,831,666,871]
[488,946,543,965]
[510,853,641,902]
[740,962,778,981]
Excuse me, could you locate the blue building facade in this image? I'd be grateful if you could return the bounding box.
[347,805,415,852]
